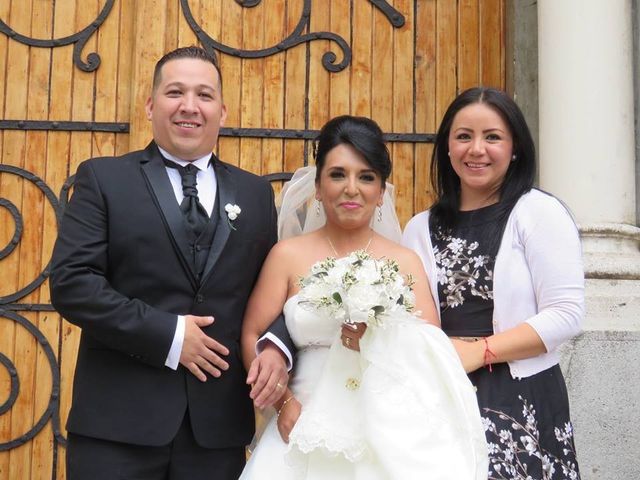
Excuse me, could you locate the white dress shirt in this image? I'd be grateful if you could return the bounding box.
[159,146,218,369]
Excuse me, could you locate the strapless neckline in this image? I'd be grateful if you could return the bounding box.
[283,294,299,317]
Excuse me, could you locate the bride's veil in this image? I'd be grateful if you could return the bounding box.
[276,165,402,242]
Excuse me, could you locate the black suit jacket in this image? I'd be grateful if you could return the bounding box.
[50,142,277,448]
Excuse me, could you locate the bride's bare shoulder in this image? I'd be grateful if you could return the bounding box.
[268,231,330,265]
[375,235,424,271]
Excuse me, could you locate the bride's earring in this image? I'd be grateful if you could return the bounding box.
[377,206,383,223]
[315,200,321,217]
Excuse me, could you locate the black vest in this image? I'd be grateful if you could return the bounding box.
[187,193,219,282]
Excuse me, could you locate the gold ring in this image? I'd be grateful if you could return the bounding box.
[345,337,351,347]
[276,382,283,390]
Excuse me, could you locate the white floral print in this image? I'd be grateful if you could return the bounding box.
[432,229,493,310]
[483,396,579,480]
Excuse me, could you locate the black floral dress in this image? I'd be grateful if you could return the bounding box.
[430,204,580,480]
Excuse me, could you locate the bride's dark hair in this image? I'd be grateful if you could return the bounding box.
[313,115,392,186]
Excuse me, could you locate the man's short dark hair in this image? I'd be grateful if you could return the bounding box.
[152,46,222,94]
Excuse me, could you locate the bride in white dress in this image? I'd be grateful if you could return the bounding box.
[240,116,487,479]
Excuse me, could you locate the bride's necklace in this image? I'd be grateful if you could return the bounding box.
[326,232,374,257]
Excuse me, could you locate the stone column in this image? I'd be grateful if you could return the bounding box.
[539,0,639,279]
[538,1,640,479]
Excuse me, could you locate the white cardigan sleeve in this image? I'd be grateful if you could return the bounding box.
[402,211,440,314]
[517,194,585,352]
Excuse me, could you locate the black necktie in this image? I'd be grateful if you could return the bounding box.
[164,159,210,237]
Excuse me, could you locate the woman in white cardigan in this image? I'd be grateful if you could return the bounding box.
[403,87,583,479]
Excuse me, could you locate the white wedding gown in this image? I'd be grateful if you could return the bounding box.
[240,295,488,479]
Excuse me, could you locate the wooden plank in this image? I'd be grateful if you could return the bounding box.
[0,0,8,119]
[239,2,265,175]
[165,0,181,52]
[261,0,285,181]
[3,4,30,120]
[459,0,480,90]
[218,0,242,167]
[351,0,372,117]
[25,13,53,466]
[9,317,38,480]
[116,0,134,156]
[40,133,70,480]
[95,0,120,124]
[129,0,168,152]
[371,0,394,132]
[329,0,350,117]
[54,0,99,462]
[58,321,80,480]
[480,0,505,89]
[71,0,99,124]
[282,2,306,175]
[46,3,79,476]
[93,0,120,160]
[176,0,198,49]
[415,0,438,213]
[0,309,9,473]
[392,0,415,227]
[57,126,95,475]
[9,106,49,468]
[308,1,331,130]
[2,1,32,475]
[435,0,458,123]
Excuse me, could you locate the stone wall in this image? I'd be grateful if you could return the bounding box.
[560,279,640,480]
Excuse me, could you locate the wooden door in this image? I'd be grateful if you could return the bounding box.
[0,1,506,478]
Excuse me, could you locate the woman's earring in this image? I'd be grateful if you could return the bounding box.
[511,154,517,162]
[315,200,321,217]
[377,207,383,223]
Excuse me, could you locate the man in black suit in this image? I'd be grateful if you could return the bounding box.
[50,46,291,479]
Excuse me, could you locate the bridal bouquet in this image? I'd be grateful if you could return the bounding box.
[297,250,416,327]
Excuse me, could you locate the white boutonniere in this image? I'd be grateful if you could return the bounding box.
[224,203,241,230]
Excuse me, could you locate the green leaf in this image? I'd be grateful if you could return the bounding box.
[332,292,343,304]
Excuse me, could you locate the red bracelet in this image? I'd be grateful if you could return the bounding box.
[483,337,497,372]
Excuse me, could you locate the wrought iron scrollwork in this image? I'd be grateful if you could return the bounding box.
[235,0,262,6]
[0,352,19,417]
[182,0,405,73]
[0,120,129,132]
[0,0,403,74]
[0,165,62,304]
[0,310,65,451]
[370,0,406,27]
[219,126,435,143]
[0,0,115,72]
[0,165,67,451]
[0,198,22,260]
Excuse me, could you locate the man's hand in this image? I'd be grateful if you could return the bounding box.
[246,342,288,409]
[180,315,229,382]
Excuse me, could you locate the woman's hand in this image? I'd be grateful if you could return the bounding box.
[452,326,548,373]
[450,338,485,373]
[340,322,367,351]
[276,394,302,443]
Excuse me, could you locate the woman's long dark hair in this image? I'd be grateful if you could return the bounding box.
[429,87,536,242]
